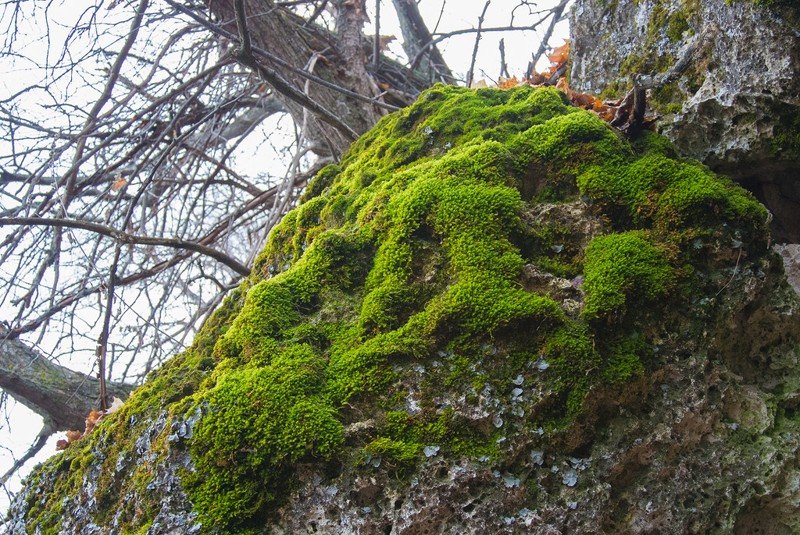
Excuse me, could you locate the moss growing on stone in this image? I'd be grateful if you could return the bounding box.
[582,231,673,320]
[363,437,422,467]
[609,0,705,116]
[577,152,768,241]
[17,84,773,534]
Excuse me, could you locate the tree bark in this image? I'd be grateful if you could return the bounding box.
[208,0,432,156]
[0,327,133,431]
[392,0,454,83]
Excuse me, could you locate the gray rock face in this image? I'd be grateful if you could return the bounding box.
[776,243,800,294]
[6,411,202,535]
[570,0,800,241]
[256,256,800,534]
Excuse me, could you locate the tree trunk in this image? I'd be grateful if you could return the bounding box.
[0,328,133,431]
[392,0,454,83]
[207,0,431,156]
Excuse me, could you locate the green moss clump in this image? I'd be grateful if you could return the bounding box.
[602,333,649,384]
[363,437,421,467]
[187,345,343,527]
[20,84,773,533]
[582,231,673,320]
[544,323,601,416]
[577,153,768,243]
[184,85,578,530]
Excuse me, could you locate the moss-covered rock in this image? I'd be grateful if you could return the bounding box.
[9,85,800,535]
[571,0,800,241]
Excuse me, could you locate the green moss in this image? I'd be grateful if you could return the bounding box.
[666,10,691,42]
[619,51,675,78]
[20,84,774,533]
[630,131,678,158]
[363,437,421,466]
[598,79,628,101]
[524,221,584,279]
[187,345,343,528]
[544,323,601,416]
[601,332,649,384]
[582,231,674,320]
[651,82,684,115]
[365,407,496,467]
[601,0,620,12]
[611,0,703,111]
[577,152,768,242]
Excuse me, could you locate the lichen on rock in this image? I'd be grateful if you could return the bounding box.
[8,84,800,534]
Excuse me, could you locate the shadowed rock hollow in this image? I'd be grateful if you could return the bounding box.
[8,85,800,534]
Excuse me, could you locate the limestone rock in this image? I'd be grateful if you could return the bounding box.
[570,0,800,241]
[776,243,800,294]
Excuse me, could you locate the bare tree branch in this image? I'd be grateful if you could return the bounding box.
[467,1,492,88]
[0,218,250,276]
[166,0,402,112]
[0,326,133,431]
[527,0,570,76]
[0,425,52,487]
[392,0,453,83]
[232,0,360,141]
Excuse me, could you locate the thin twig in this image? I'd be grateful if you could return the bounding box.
[499,38,509,79]
[410,23,544,72]
[8,167,316,337]
[234,0,253,58]
[528,0,569,77]
[373,0,381,70]
[716,247,743,297]
[393,0,454,82]
[466,0,491,88]
[0,424,53,486]
[96,249,120,411]
[232,0,359,140]
[61,0,151,209]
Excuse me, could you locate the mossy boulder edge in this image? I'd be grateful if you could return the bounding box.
[9,85,800,534]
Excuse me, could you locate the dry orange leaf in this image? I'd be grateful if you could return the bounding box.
[544,40,570,78]
[521,39,646,130]
[497,76,521,89]
[84,409,102,434]
[56,398,126,451]
[111,177,127,191]
[548,40,570,67]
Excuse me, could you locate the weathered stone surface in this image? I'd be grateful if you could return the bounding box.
[570,0,800,241]
[266,258,800,534]
[776,243,800,294]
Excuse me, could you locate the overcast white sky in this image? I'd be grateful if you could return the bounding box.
[0,0,570,514]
